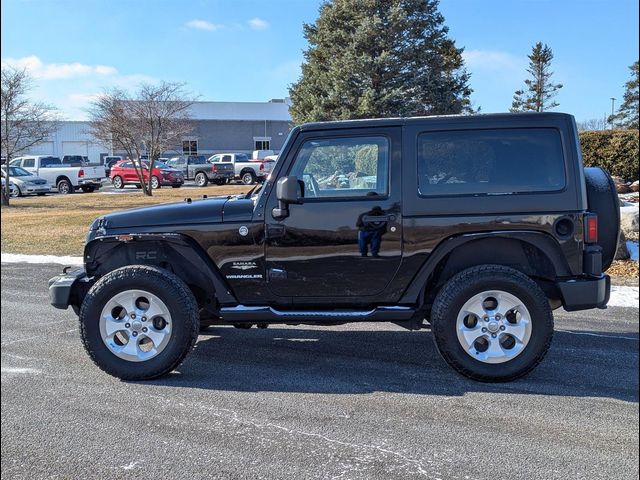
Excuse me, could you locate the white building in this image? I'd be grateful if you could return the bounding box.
[27,99,293,164]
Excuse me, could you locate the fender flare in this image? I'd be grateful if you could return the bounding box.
[399,230,573,304]
[84,233,237,306]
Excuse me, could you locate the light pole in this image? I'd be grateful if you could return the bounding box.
[610,97,616,116]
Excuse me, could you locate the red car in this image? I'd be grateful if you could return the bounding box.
[109,160,184,189]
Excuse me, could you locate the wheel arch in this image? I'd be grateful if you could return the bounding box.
[401,231,572,308]
[83,233,237,312]
[55,175,72,186]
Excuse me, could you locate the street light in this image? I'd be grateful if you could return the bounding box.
[610,97,616,117]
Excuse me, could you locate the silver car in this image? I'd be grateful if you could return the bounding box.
[1,165,51,197]
[1,177,17,197]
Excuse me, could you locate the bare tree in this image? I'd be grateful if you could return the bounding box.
[577,118,607,132]
[89,82,194,196]
[1,67,59,206]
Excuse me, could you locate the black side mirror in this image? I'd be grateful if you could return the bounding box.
[272,176,304,220]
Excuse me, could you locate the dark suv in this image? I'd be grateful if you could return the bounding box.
[49,113,619,382]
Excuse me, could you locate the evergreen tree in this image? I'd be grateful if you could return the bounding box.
[289,0,472,124]
[608,60,639,130]
[511,42,563,112]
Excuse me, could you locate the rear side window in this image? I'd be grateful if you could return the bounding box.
[40,157,61,167]
[417,128,565,196]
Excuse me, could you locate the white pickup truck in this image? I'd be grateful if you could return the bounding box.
[207,152,276,185]
[10,155,105,194]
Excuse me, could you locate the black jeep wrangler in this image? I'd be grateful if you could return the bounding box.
[49,113,619,382]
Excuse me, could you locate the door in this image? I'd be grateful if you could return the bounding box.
[264,128,403,301]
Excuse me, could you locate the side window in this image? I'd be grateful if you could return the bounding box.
[417,128,566,196]
[222,155,233,162]
[208,155,221,163]
[23,158,35,168]
[290,136,389,199]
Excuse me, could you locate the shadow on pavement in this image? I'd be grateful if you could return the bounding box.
[148,326,639,403]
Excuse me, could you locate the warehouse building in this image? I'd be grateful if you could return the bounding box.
[26,99,293,164]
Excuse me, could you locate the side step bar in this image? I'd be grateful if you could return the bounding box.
[219,305,416,323]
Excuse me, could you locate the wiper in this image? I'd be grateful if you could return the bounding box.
[244,183,263,199]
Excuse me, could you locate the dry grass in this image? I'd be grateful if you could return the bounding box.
[1,185,249,256]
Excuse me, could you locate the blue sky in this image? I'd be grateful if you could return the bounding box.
[1,0,638,122]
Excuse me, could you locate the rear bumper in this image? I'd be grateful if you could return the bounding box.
[556,275,610,311]
[78,179,102,188]
[208,172,234,180]
[49,269,88,310]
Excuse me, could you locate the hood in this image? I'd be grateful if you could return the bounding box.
[102,196,229,230]
[98,195,256,231]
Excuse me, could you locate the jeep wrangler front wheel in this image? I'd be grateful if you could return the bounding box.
[79,265,199,380]
[430,265,553,382]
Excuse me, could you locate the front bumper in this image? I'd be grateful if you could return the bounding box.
[556,275,610,311]
[22,184,51,194]
[49,269,89,310]
[160,176,184,185]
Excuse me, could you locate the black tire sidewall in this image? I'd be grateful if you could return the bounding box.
[431,266,553,382]
[113,176,124,189]
[80,266,198,380]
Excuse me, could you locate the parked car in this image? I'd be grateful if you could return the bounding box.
[1,177,18,197]
[109,160,184,189]
[166,155,234,186]
[103,156,124,177]
[1,166,51,197]
[208,152,275,185]
[10,155,104,194]
[50,113,617,382]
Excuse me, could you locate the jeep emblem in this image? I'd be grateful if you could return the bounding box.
[239,226,249,237]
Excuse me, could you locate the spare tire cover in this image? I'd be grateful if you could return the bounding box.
[583,167,621,271]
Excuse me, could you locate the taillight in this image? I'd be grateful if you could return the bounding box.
[585,214,598,243]
[260,163,265,171]
[78,169,84,178]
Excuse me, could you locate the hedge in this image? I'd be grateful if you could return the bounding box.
[579,129,639,181]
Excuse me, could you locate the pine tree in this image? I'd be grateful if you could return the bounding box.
[288,0,472,124]
[608,60,639,130]
[511,42,563,112]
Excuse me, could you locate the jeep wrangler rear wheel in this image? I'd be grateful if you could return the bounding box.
[430,265,553,382]
[79,265,199,380]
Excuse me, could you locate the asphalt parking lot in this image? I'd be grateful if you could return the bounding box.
[1,263,638,479]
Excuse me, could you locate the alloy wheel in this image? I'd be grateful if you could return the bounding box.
[456,290,532,364]
[99,289,173,362]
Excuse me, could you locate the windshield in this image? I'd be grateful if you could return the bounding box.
[6,166,32,176]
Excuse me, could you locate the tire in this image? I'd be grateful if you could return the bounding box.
[430,265,553,382]
[195,172,208,187]
[584,167,621,271]
[241,171,256,185]
[79,265,199,381]
[57,179,74,194]
[10,186,21,198]
[81,186,95,193]
[112,176,124,189]
[151,176,160,189]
